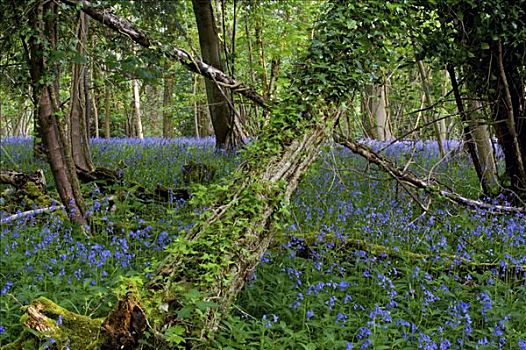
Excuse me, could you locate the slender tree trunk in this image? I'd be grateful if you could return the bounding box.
[104,83,111,138]
[448,65,487,194]
[90,56,99,138]
[131,78,144,139]
[417,60,446,156]
[192,0,238,149]
[69,11,95,172]
[162,75,174,138]
[467,99,499,193]
[492,42,526,196]
[362,84,392,140]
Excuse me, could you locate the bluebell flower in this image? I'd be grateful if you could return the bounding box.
[439,338,451,350]
[357,327,371,340]
[1,281,13,295]
[336,312,348,324]
[360,339,372,349]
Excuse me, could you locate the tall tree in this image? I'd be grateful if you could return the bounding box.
[27,0,86,225]
[192,0,239,149]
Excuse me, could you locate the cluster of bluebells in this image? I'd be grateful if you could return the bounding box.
[242,140,525,349]
[1,138,525,349]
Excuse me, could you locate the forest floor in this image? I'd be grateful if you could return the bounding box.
[0,137,525,349]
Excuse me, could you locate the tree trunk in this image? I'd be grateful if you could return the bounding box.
[448,65,490,196]
[28,0,86,226]
[104,82,111,138]
[467,99,499,193]
[492,42,526,197]
[91,53,99,138]
[362,84,392,141]
[162,75,174,138]
[69,11,95,172]
[131,78,144,139]
[192,0,239,149]
[417,60,446,156]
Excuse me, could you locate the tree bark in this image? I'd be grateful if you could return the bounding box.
[28,0,86,226]
[131,78,144,139]
[493,41,526,196]
[448,65,488,195]
[162,75,174,138]
[362,84,392,141]
[69,11,95,172]
[104,82,111,138]
[467,99,499,193]
[417,60,446,156]
[192,0,239,149]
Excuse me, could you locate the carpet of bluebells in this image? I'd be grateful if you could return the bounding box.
[0,137,525,349]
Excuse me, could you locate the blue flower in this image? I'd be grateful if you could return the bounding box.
[357,327,371,340]
[1,281,13,295]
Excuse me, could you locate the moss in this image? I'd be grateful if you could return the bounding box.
[1,297,105,350]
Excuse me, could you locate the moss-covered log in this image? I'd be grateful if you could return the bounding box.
[2,297,103,350]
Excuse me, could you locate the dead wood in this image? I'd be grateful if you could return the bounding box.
[334,134,525,215]
[0,169,46,192]
[0,205,65,224]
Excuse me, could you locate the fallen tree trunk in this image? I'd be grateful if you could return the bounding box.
[0,169,46,192]
[3,106,342,349]
[334,134,525,214]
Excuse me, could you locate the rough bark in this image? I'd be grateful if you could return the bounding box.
[60,0,267,110]
[0,169,46,192]
[27,0,86,225]
[69,11,95,172]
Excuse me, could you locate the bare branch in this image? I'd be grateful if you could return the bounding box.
[334,134,525,215]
